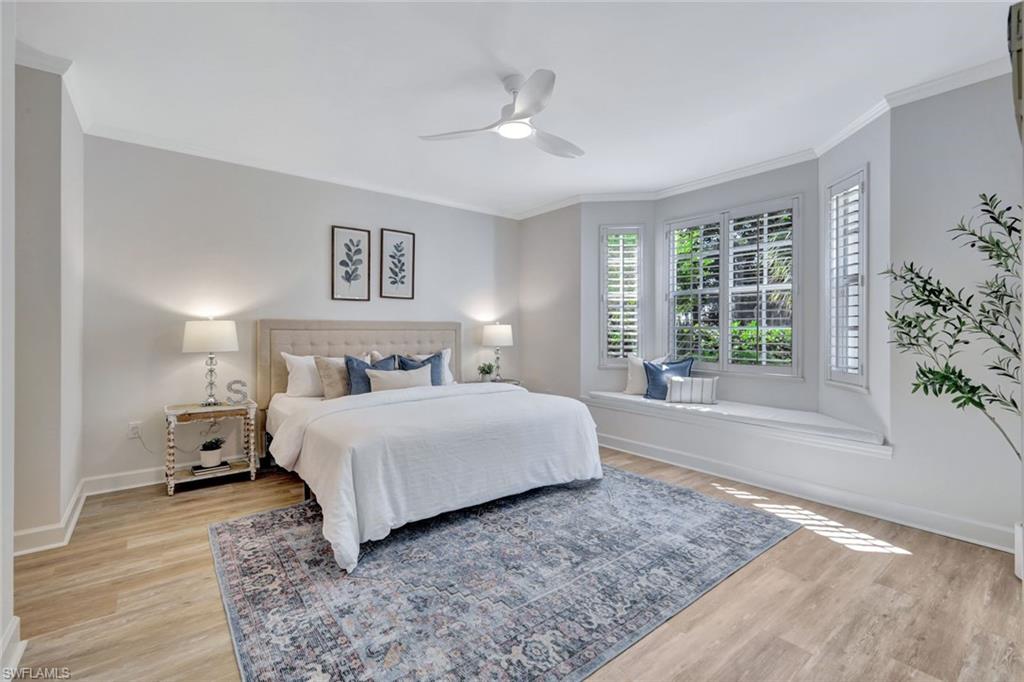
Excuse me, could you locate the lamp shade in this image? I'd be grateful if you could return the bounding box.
[182,320,238,353]
[482,323,514,347]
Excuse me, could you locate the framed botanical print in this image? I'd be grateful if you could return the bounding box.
[380,228,415,299]
[332,226,370,301]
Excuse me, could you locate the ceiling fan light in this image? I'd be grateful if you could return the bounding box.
[496,121,533,140]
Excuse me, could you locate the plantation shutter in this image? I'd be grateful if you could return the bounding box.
[668,218,722,363]
[827,171,866,385]
[601,227,642,362]
[727,203,795,368]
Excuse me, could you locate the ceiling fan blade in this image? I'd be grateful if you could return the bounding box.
[531,129,585,158]
[512,69,555,118]
[419,122,499,141]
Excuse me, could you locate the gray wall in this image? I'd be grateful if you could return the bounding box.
[579,201,657,394]
[83,137,521,478]
[538,160,821,409]
[518,204,581,395]
[60,81,83,515]
[13,66,84,532]
[1,2,20,665]
[652,160,821,410]
[818,113,892,436]
[887,74,1021,528]
[516,75,1022,545]
[15,66,62,530]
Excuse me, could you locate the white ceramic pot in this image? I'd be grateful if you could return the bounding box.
[200,447,223,469]
[480,374,493,382]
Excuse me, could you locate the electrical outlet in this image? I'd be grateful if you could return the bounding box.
[128,421,142,439]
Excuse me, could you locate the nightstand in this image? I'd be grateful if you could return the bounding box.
[470,378,522,386]
[163,400,257,496]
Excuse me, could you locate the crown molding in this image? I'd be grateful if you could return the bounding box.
[885,57,1010,109]
[650,149,818,201]
[87,123,520,220]
[513,149,817,220]
[23,40,1010,224]
[15,41,71,75]
[814,99,891,157]
[520,57,1010,221]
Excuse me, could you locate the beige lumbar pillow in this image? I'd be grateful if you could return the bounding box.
[314,354,368,400]
[625,355,667,395]
[365,364,432,392]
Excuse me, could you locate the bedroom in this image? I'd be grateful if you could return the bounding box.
[0,1,1021,680]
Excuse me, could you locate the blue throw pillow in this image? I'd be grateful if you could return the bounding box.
[643,358,695,400]
[398,353,443,386]
[346,354,397,395]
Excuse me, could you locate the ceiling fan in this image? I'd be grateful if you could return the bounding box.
[420,69,585,158]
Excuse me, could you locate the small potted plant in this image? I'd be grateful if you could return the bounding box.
[477,362,495,382]
[199,437,226,469]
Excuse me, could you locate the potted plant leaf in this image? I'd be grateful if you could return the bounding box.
[478,362,495,382]
[199,437,226,469]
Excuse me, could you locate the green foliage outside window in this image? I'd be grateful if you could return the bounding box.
[672,212,793,366]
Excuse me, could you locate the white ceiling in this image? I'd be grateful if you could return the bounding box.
[16,2,1012,219]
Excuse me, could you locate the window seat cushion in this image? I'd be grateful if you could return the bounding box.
[587,391,885,446]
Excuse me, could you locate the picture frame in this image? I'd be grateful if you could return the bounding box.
[332,226,371,301]
[380,228,415,299]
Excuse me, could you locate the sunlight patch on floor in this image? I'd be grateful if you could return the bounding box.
[711,483,912,555]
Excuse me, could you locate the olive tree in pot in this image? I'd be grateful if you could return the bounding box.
[884,194,1021,576]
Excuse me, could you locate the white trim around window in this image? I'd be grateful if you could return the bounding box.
[824,166,868,390]
[599,224,644,367]
[659,195,802,379]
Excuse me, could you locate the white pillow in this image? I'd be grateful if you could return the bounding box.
[371,348,456,384]
[366,364,432,392]
[667,376,719,404]
[624,355,667,395]
[281,352,323,397]
[413,348,455,384]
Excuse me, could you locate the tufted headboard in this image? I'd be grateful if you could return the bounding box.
[255,319,462,411]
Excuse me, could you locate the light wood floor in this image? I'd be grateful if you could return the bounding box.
[14,449,1022,681]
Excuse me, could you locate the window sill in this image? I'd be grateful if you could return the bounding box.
[691,368,805,383]
[824,378,870,394]
[583,391,891,459]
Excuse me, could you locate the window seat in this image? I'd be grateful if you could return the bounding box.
[586,391,885,447]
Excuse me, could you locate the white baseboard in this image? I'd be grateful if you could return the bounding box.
[600,433,1015,554]
[12,478,87,555]
[13,459,211,556]
[80,464,167,497]
[0,616,24,675]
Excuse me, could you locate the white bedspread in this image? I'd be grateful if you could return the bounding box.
[270,383,602,571]
[266,394,322,435]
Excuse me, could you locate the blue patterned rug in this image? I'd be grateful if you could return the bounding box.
[210,465,798,681]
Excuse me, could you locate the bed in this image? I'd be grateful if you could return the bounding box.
[257,319,602,571]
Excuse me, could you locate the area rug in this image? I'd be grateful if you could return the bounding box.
[209,465,798,681]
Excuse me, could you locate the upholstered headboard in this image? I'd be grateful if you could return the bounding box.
[255,319,462,410]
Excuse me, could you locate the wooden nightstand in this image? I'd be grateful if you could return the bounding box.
[163,400,257,496]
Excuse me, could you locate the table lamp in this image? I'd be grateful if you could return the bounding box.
[482,323,514,382]
[182,320,238,406]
